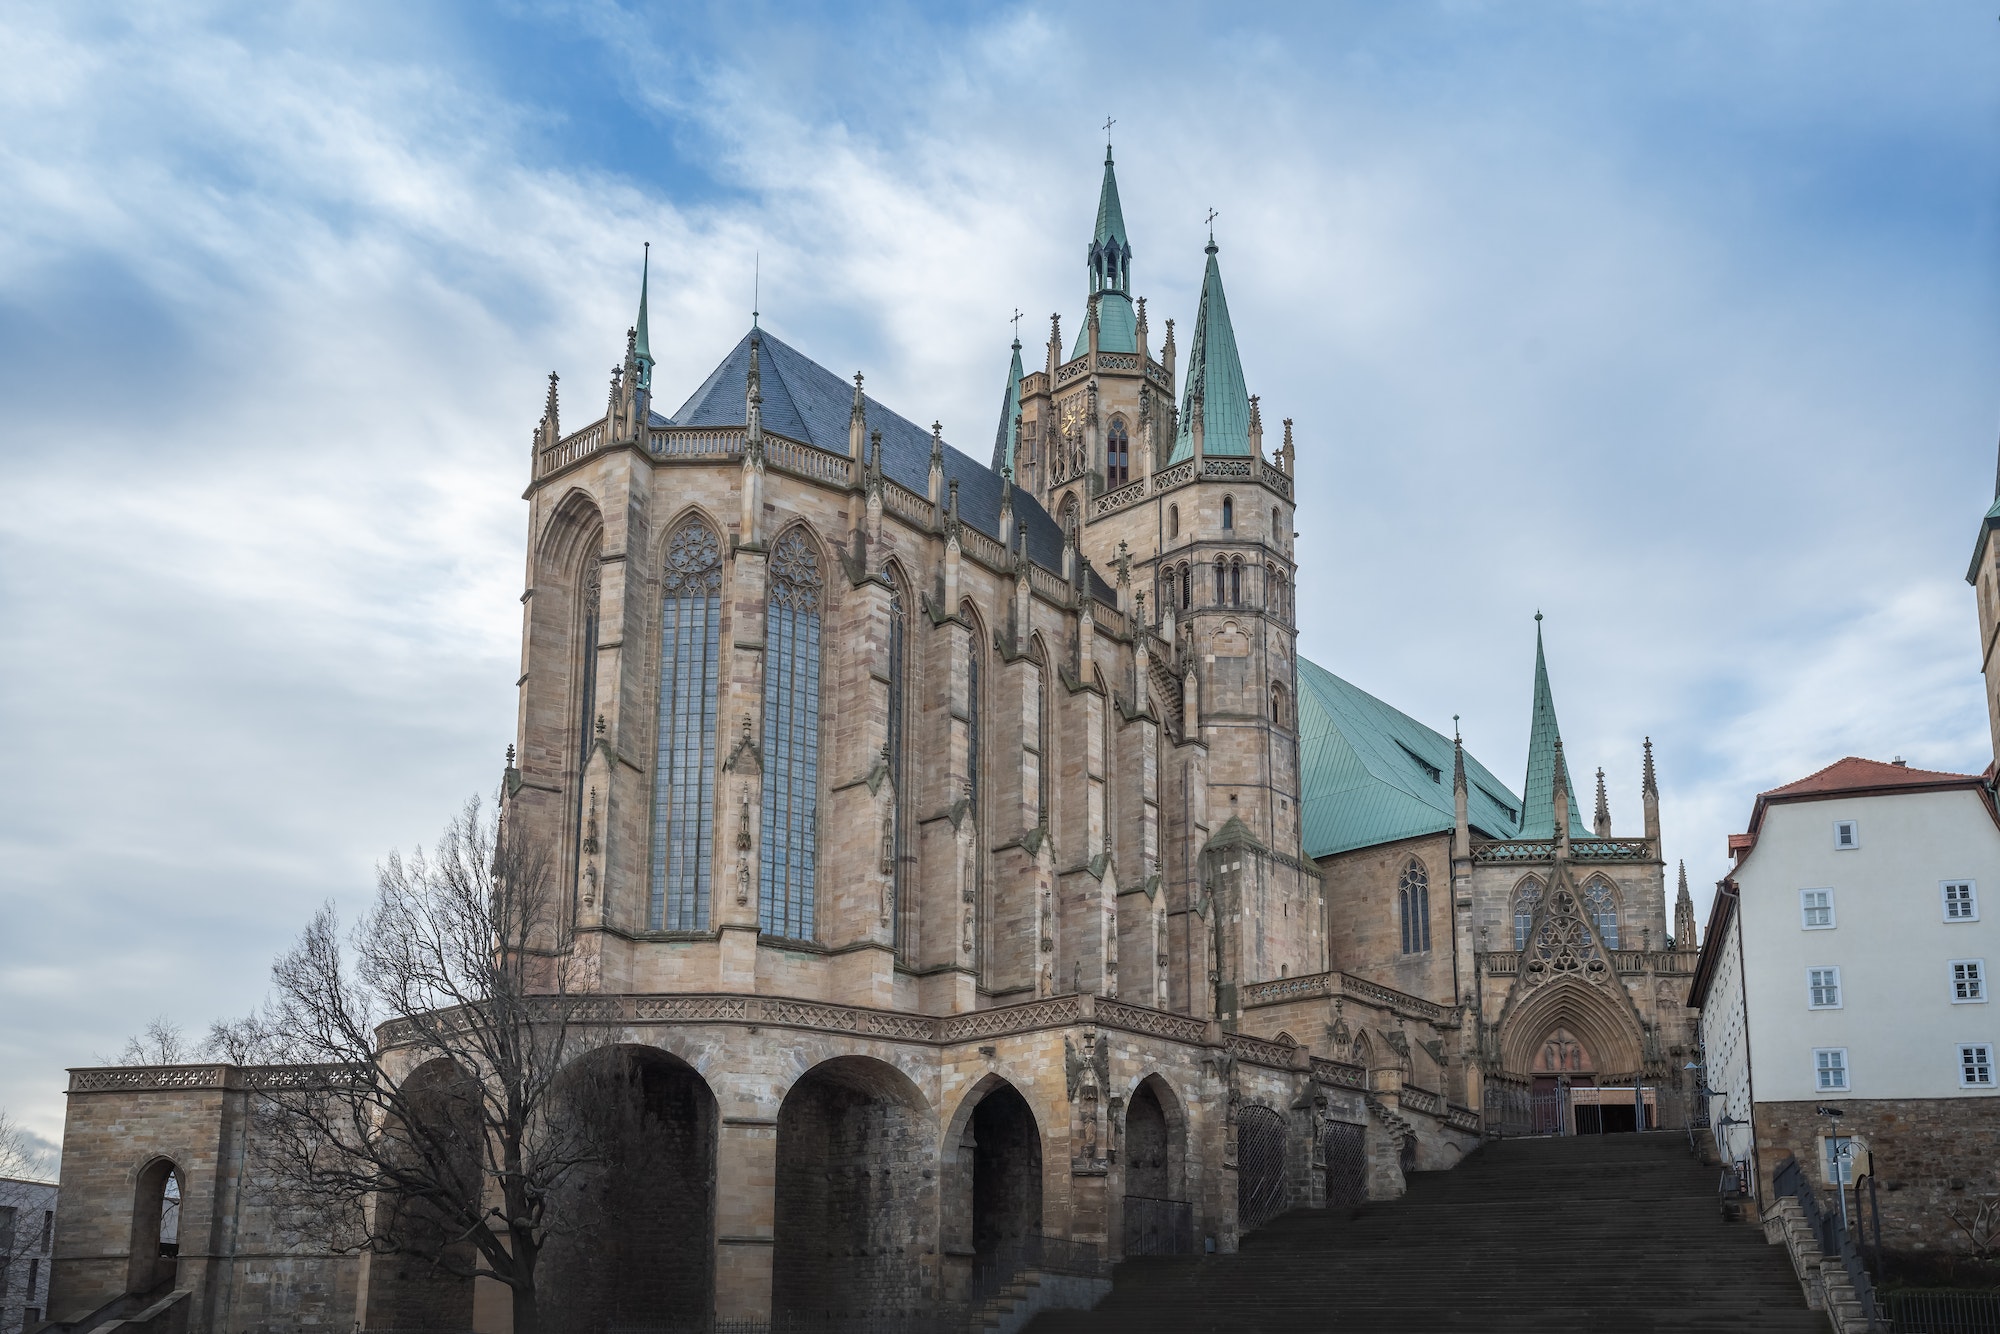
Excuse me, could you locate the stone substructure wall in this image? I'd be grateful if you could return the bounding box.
[48,1066,360,1333]
[1755,1097,2000,1255]
[48,992,1482,1333]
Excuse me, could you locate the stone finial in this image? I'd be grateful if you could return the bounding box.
[1593,766,1611,838]
[1642,735,1658,795]
[595,713,607,738]
[505,743,516,768]
[543,372,560,442]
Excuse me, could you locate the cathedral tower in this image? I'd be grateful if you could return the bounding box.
[1965,443,2000,766]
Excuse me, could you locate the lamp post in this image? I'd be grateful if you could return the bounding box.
[1817,1105,1851,1233]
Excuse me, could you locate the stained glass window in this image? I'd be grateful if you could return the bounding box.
[888,575,908,953]
[1583,879,1620,948]
[760,529,823,939]
[1107,419,1130,489]
[650,519,722,930]
[573,548,602,905]
[1399,859,1431,954]
[1513,878,1542,951]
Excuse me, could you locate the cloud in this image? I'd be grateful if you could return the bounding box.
[1,0,1996,1141]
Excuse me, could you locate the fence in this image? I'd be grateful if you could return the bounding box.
[1123,1194,1195,1256]
[1883,1290,2000,1333]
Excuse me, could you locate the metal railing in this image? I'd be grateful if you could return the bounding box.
[1123,1195,1194,1256]
[1774,1156,1884,1331]
[1883,1289,2000,1333]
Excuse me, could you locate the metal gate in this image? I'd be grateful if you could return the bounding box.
[1122,1195,1194,1256]
[1320,1120,1365,1207]
[1237,1105,1289,1231]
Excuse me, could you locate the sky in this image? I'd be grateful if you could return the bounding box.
[2,1,1998,1154]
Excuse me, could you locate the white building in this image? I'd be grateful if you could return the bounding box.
[2,1176,59,1332]
[1690,756,2000,1250]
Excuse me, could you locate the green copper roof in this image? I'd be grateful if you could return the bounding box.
[634,244,655,390]
[1167,243,1252,462]
[991,338,1025,473]
[1069,293,1138,359]
[1518,620,1591,840]
[1094,146,1128,249]
[1297,657,1524,859]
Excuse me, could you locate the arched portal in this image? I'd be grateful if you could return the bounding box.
[970,1084,1042,1257]
[1122,1077,1191,1255]
[127,1157,182,1294]
[774,1057,932,1321]
[359,1059,483,1331]
[1236,1104,1289,1233]
[538,1045,717,1333]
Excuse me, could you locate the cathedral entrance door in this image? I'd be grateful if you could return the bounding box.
[1236,1105,1288,1232]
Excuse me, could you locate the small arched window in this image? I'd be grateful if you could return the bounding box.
[1107,418,1130,489]
[1513,877,1543,951]
[1214,561,1227,605]
[1229,558,1243,606]
[1222,495,1234,530]
[1179,563,1191,611]
[1169,504,1180,538]
[1272,507,1280,537]
[1270,682,1285,725]
[1584,878,1620,948]
[1399,859,1431,954]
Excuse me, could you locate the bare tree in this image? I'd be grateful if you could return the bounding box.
[115,1016,195,1066]
[247,795,607,1334]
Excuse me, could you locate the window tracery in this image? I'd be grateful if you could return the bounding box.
[651,518,723,931]
[760,528,823,939]
[1399,859,1431,954]
[1107,418,1130,489]
[1583,878,1620,948]
[1513,877,1543,951]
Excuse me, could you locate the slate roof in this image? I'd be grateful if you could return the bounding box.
[1297,657,1525,859]
[666,325,1103,594]
[1167,244,1252,462]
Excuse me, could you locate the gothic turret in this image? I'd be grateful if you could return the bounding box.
[1168,233,1251,464]
[634,242,655,393]
[1071,144,1137,358]
[1593,767,1611,837]
[1519,616,1590,840]
[991,338,1025,473]
[1674,861,1698,952]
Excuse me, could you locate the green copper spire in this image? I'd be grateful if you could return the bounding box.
[1167,237,1252,462]
[991,337,1025,473]
[1518,615,1590,840]
[634,242,654,391]
[1093,144,1128,252]
[1070,145,1137,358]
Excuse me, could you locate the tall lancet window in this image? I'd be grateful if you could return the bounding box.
[1106,419,1130,489]
[887,574,910,954]
[1514,878,1543,951]
[760,529,824,939]
[650,518,723,931]
[1398,858,1431,955]
[573,547,603,900]
[1583,878,1620,948]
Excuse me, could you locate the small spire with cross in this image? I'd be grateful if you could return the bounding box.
[1010,308,1024,345]
[1103,115,1116,144]
[1204,208,1219,243]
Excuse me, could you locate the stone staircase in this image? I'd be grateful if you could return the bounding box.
[1026,1131,1827,1333]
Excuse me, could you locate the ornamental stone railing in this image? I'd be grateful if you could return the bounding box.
[1225,1032,1299,1069]
[765,436,854,487]
[1241,969,1450,1025]
[1311,1056,1367,1090]
[881,480,933,529]
[537,421,606,478]
[1091,476,1149,518]
[69,1063,355,1093]
[1399,1085,1444,1116]
[1471,837,1654,864]
[1054,356,1090,387]
[650,425,745,460]
[1200,458,1253,480]
[1150,460,1196,493]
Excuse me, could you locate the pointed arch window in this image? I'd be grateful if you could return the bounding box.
[887,573,910,954]
[1179,563,1191,611]
[1399,859,1431,954]
[1222,495,1234,530]
[1584,879,1620,948]
[1169,504,1180,538]
[1230,558,1243,607]
[1107,419,1130,489]
[1513,878,1543,951]
[650,518,723,931]
[1214,561,1226,606]
[1270,682,1285,725]
[760,529,823,939]
[572,546,603,910]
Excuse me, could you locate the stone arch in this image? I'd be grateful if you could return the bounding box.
[536,486,604,571]
[941,1074,1044,1276]
[360,1057,483,1332]
[1120,1074,1191,1255]
[774,1055,934,1321]
[1499,978,1645,1079]
[538,1044,718,1333]
[126,1155,182,1294]
[1236,1103,1289,1232]
[1510,875,1545,951]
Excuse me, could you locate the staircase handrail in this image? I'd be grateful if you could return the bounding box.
[1773,1157,1884,1331]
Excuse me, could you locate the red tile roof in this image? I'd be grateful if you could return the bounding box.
[1760,756,1980,799]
